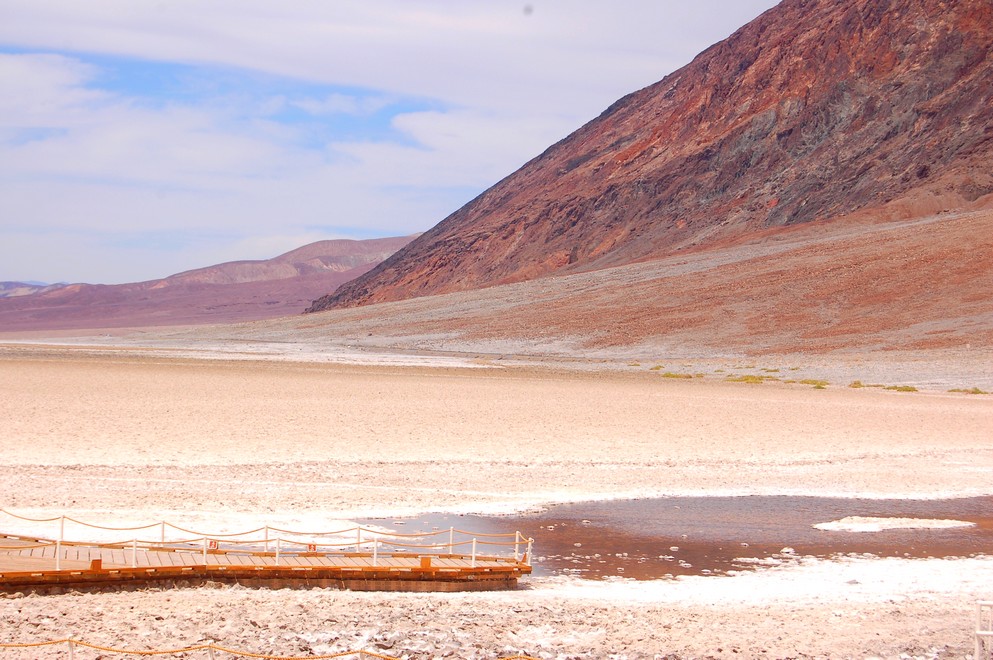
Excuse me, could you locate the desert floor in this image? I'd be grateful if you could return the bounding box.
[1,343,992,659]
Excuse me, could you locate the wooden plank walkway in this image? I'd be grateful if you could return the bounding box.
[0,535,531,593]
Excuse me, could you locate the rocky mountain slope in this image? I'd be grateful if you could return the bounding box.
[0,236,413,332]
[311,0,993,311]
[168,207,992,384]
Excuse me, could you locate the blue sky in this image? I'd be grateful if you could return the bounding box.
[0,1,778,284]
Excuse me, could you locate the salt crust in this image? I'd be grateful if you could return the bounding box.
[1,346,992,658]
[813,516,978,533]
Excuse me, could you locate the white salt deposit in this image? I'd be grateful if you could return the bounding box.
[813,516,977,533]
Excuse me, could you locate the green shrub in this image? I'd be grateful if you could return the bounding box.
[726,374,765,384]
[948,387,988,395]
[884,385,918,392]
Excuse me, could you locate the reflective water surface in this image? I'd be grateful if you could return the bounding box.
[363,496,993,579]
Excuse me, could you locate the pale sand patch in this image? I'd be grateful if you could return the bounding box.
[1,345,992,658]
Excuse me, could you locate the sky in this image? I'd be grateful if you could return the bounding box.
[0,1,779,285]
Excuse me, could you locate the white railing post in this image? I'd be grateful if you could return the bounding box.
[514,531,521,562]
[160,521,166,544]
[131,539,138,568]
[449,527,454,554]
[202,537,208,564]
[56,515,65,571]
[264,525,269,550]
[978,601,993,660]
[979,601,985,660]
[471,538,477,568]
[356,527,362,552]
[275,537,281,566]
[68,638,75,660]
[373,539,379,567]
[525,538,533,566]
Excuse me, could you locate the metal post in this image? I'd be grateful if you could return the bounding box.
[160,521,166,544]
[526,538,533,566]
[373,539,379,567]
[471,538,477,568]
[514,531,521,562]
[449,527,454,554]
[131,539,138,568]
[275,537,281,566]
[356,527,362,552]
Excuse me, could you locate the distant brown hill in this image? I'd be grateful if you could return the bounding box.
[0,236,414,332]
[311,0,993,311]
[0,282,66,298]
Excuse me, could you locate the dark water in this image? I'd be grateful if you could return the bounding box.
[362,496,993,580]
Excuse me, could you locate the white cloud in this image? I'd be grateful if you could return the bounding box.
[292,93,394,117]
[330,108,571,189]
[0,53,309,188]
[0,53,105,126]
[0,1,778,118]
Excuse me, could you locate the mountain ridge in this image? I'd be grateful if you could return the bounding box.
[310,0,993,311]
[0,235,414,332]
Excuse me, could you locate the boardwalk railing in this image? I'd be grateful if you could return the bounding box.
[979,601,993,660]
[0,508,533,570]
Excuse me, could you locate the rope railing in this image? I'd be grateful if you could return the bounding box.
[66,535,525,555]
[164,524,270,537]
[0,510,63,523]
[0,508,534,571]
[0,508,527,545]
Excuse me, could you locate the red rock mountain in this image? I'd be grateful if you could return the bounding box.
[310,0,993,312]
[0,236,413,332]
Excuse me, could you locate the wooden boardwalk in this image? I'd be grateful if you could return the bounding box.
[0,534,531,593]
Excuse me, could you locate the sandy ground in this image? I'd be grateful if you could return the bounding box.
[1,344,992,658]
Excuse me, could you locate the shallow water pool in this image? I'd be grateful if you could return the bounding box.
[363,495,993,579]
